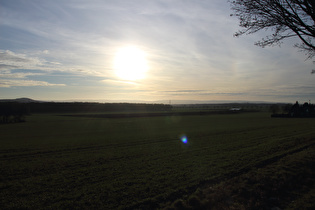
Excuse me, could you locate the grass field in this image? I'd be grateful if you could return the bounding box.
[0,112,314,209]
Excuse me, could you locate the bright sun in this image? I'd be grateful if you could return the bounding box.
[114,46,148,81]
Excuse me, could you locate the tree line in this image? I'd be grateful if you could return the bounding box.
[27,102,172,113]
[271,101,315,117]
[0,102,172,123]
[0,102,29,123]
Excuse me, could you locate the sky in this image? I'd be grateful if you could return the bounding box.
[0,0,314,104]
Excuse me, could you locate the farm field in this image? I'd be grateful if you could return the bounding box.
[0,112,314,209]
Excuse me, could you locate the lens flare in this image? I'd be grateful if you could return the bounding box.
[181,135,188,144]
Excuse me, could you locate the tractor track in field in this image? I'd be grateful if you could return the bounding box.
[222,140,315,179]
[1,125,313,162]
[128,138,315,209]
[200,139,315,188]
[1,134,314,209]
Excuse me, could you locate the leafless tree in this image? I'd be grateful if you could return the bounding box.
[230,0,315,59]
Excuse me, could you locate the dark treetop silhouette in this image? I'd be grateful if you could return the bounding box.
[271,101,315,117]
[230,0,315,59]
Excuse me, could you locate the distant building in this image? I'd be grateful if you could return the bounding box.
[229,107,241,111]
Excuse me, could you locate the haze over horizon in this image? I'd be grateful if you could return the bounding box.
[1,0,314,103]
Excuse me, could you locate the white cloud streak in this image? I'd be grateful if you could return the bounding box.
[0,50,42,70]
[0,79,65,88]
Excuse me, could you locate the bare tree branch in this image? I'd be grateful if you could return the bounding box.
[230,0,315,59]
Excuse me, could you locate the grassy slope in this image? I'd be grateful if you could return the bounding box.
[0,112,314,209]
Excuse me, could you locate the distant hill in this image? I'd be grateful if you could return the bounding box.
[0,98,40,103]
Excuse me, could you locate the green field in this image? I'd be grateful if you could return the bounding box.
[0,112,314,209]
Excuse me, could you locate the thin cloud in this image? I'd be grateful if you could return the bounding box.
[0,64,19,70]
[0,49,102,76]
[160,89,246,96]
[0,79,65,88]
[102,78,139,86]
[0,72,43,78]
[163,90,207,93]
[0,50,42,70]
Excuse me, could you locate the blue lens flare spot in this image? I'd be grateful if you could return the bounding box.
[181,136,188,144]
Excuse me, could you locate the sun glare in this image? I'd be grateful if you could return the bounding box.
[114,46,148,81]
